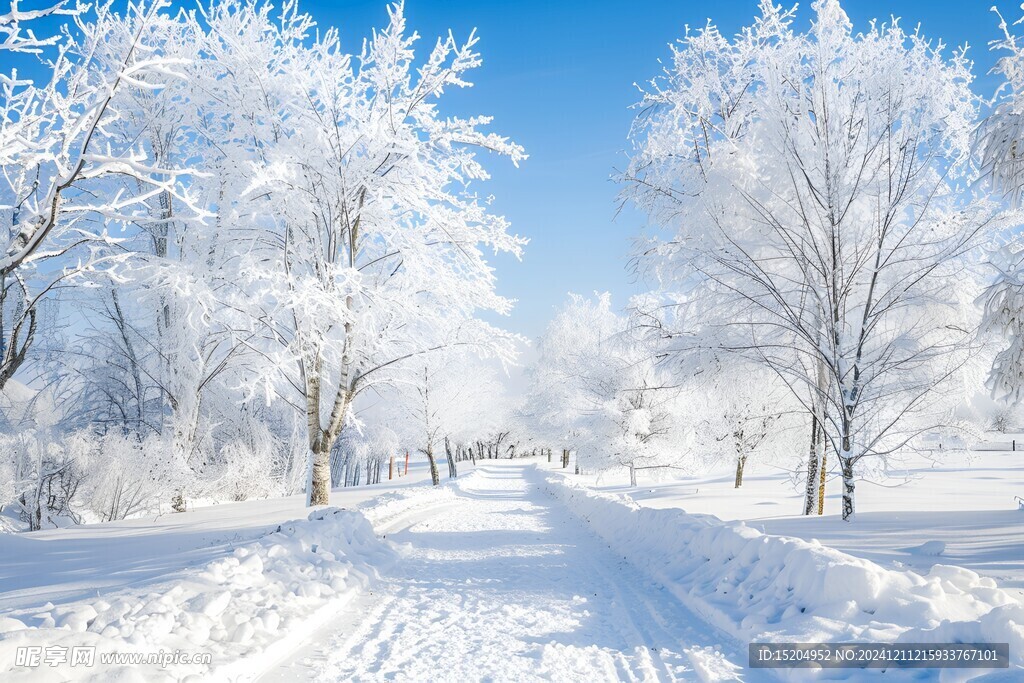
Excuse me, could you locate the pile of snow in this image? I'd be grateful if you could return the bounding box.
[0,507,397,681]
[535,468,1023,680]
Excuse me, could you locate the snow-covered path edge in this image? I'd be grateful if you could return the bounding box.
[217,481,466,680]
[533,466,1024,681]
[0,479,462,682]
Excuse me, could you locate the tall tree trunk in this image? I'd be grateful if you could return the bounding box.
[330,448,344,487]
[817,434,828,515]
[309,442,332,505]
[547,448,551,463]
[629,461,637,487]
[445,436,457,478]
[839,404,856,521]
[304,372,353,505]
[803,411,820,515]
[840,455,855,521]
[562,448,569,469]
[734,454,746,488]
[109,289,145,431]
[426,445,440,486]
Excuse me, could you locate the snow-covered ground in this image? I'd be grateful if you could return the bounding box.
[263,463,745,682]
[1,453,1022,681]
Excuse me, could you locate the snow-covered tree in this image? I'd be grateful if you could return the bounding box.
[0,0,194,392]
[527,293,694,485]
[332,424,399,488]
[0,1,71,53]
[976,7,1024,408]
[390,349,508,484]
[978,6,1024,207]
[2,428,80,530]
[22,5,277,508]
[696,361,802,490]
[623,0,1002,519]
[205,2,526,505]
[0,0,532,525]
[979,245,1024,405]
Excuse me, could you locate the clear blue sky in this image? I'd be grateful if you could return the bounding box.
[300,0,1008,342]
[16,1,1009,342]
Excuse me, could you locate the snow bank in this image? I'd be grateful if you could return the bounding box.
[0,507,397,681]
[535,468,1023,681]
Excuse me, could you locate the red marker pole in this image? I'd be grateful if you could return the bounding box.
[404,450,410,476]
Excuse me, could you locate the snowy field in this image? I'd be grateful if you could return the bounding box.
[2,454,1022,681]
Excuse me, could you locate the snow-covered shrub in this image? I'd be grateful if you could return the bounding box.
[0,429,84,531]
[213,421,287,501]
[67,432,193,522]
[988,400,1021,433]
[0,420,305,529]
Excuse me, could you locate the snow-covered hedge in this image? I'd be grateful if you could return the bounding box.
[0,507,397,681]
[535,467,1023,681]
[1,429,294,532]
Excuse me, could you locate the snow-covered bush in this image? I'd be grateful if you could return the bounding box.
[0,429,83,530]
[67,432,193,522]
[0,422,306,531]
[212,421,288,502]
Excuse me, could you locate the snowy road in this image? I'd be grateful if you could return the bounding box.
[263,463,752,682]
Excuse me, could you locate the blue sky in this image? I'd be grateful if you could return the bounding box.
[301,0,1011,342]
[12,0,1010,343]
